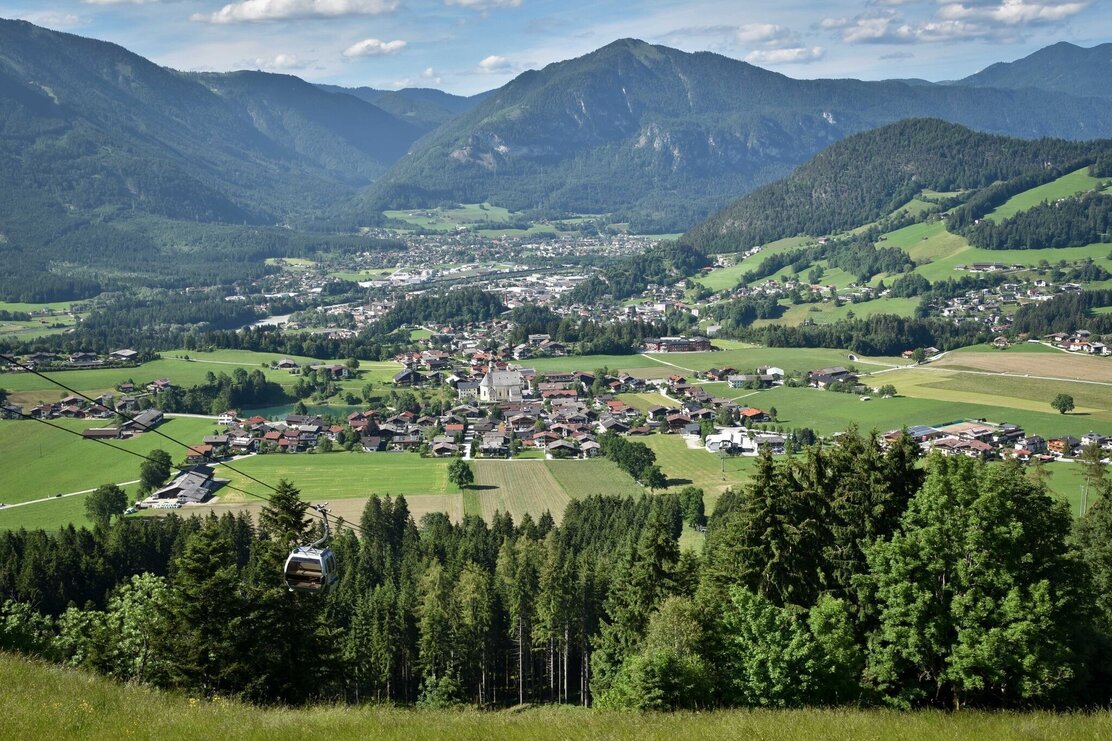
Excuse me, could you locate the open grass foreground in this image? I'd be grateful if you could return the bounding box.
[3,654,1110,741]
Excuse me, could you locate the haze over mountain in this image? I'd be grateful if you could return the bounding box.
[358,39,1112,231]
[954,41,1112,100]
[315,84,489,131]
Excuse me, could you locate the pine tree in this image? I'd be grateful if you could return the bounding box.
[258,479,309,544]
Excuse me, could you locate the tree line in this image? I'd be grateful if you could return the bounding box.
[1011,289,1112,337]
[729,314,989,356]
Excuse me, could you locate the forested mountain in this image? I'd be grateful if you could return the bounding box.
[359,39,1112,231]
[0,19,422,228]
[681,120,1112,252]
[955,41,1112,100]
[316,84,488,130]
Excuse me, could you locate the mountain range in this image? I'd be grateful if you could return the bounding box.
[360,39,1112,230]
[1,18,1112,239]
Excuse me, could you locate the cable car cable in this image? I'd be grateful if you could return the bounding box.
[0,355,365,536]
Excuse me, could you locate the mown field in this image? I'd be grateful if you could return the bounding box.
[932,352,1112,383]
[617,391,681,411]
[741,384,1107,439]
[888,369,1112,423]
[473,461,571,523]
[641,434,757,506]
[12,654,1112,740]
[471,459,646,524]
[0,417,218,505]
[215,452,452,502]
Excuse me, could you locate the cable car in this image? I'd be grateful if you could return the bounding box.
[283,504,339,594]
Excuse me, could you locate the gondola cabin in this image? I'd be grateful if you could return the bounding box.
[284,545,337,593]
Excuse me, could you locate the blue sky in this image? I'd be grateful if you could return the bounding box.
[5,1,1111,95]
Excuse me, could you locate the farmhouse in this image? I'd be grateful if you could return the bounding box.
[120,409,164,433]
[642,336,712,353]
[148,465,226,505]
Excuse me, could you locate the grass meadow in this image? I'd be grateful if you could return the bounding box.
[215,452,451,502]
[0,417,218,505]
[12,654,1112,739]
[986,166,1110,221]
[694,237,813,291]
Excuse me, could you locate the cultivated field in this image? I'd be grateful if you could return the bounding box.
[932,351,1112,383]
[887,365,1112,425]
[544,459,645,499]
[0,417,218,505]
[473,460,571,523]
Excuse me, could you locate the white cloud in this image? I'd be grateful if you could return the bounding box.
[343,38,407,58]
[938,1,1092,25]
[745,46,826,64]
[249,53,311,69]
[820,17,850,29]
[445,0,521,9]
[193,0,398,24]
[736,23,791,44]
[477,54,512,72]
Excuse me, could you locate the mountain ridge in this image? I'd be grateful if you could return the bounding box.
[357,38,1112,231]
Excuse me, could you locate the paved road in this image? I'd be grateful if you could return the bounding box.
[2,479,141,510]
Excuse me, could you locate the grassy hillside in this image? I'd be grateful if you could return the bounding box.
[4,653,1111,739]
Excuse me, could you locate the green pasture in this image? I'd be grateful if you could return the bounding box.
[617,392,681,412]
[890,219,1112,283]
[645,347,903,374]
[641,434,757,505]
[694,237,812,291]
[755,385,1108,439]
[0,417,218,505]
[527,354,662,373]
[951,342,1059,353]
[215,452,451,502]
[756,297,920,328]
[986,166,1110,221]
